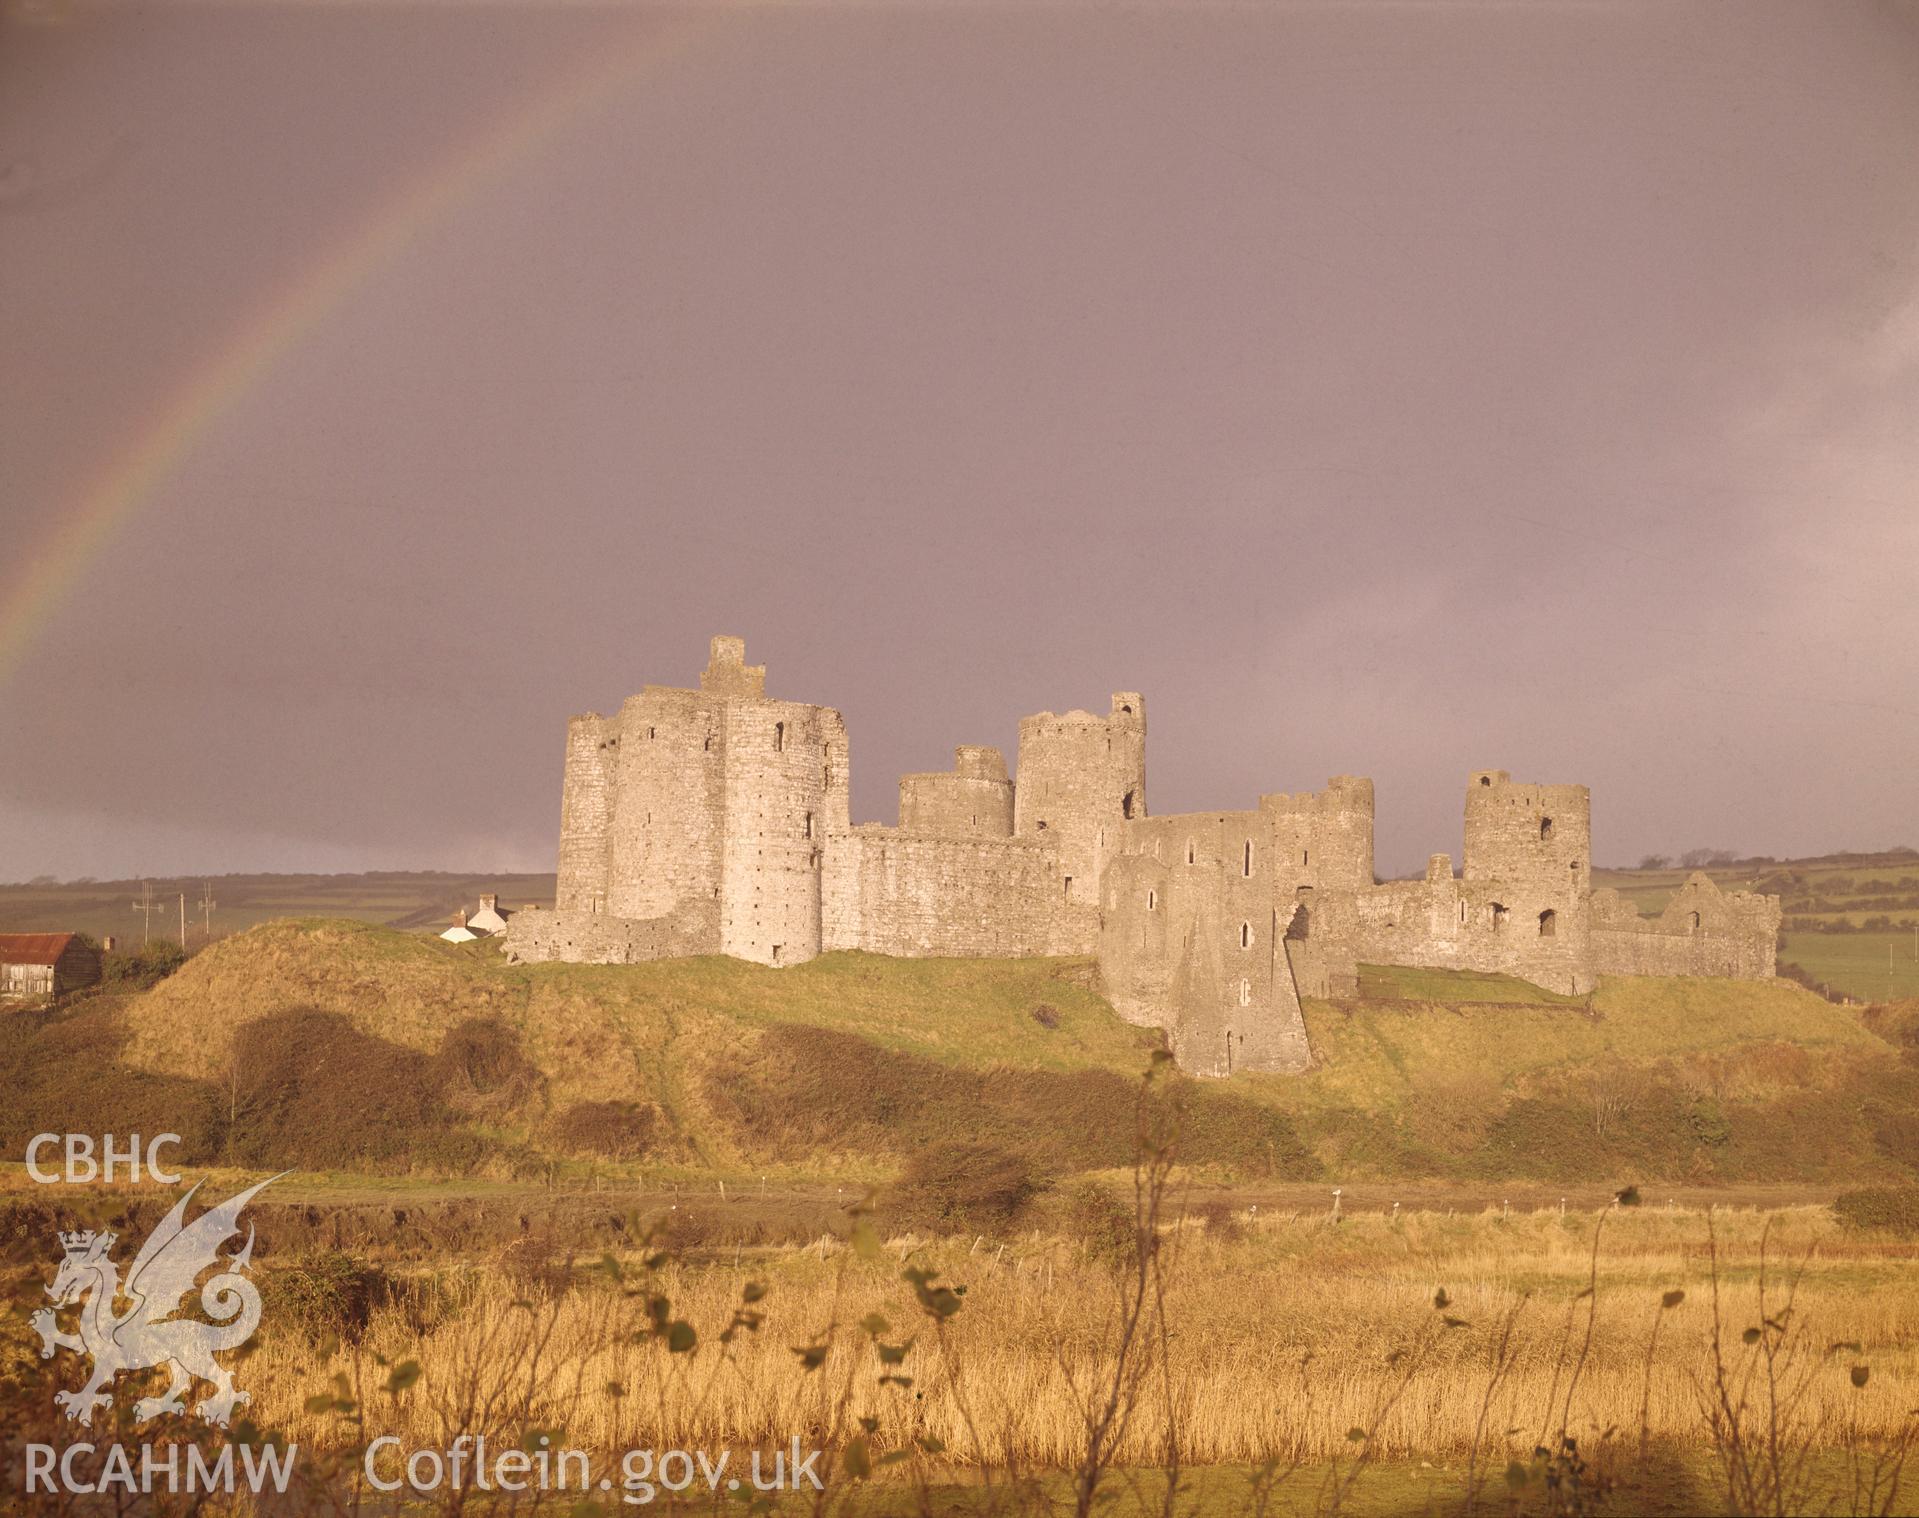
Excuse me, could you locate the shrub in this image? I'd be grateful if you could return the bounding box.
[262,1251,387,1344]
[500,1234,576,1297]
[1055,1180,1136,1272]
[1834,1187,1919,1235]
[101,940,187,991]
[1031,1003,1061,1029]
[893,1141,1037,1234]
[1195,1197,1247,1243]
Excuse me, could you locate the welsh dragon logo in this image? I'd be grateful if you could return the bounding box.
[31,1174,283,1428]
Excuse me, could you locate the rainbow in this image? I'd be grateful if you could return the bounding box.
[0,12,703,685]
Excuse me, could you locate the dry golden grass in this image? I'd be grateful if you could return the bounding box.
[248,1204,1919,1471]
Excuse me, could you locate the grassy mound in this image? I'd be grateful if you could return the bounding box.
[6,919,1906,1189]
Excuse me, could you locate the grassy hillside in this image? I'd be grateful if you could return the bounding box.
[3,919,1912,1191]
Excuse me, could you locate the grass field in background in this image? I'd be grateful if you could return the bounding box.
[1780,930,1919,1003]
[0,870,556,941]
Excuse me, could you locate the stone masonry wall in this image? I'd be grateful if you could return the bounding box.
[555,713,617,911]
[1099,811,1313,1076]
[821,827,1058,957]
[503,900,715,964]
[1015,694,1146,953]
[1263,775,1376,893]
[898,746,1015,837]
[1589,874,1779,980]
[719,697,849,966]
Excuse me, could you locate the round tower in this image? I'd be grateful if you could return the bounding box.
[899,745,1015,836]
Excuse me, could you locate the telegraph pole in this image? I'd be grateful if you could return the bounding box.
[132,880,154,946]
[201,881,215,943]
[179,891,187,949]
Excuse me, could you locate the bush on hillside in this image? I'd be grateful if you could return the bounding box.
[102,939,187,991]
[1834,1187,1919,1235]
[892,1141,1037,1234]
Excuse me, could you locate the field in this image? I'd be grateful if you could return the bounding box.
[6,1177,1918,1514]
[0,870,556,943]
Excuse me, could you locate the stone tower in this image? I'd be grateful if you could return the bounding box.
[552,636,848,966]
[1015,693,1146,951]
[1461,769,1593,991]
[1263,774,1376,892]
[898,746,1016,837]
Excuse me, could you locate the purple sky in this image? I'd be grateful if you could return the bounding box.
[3,1,1916,882]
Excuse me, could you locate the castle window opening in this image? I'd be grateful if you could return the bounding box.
[1302,849,1309,867]
[1480,775,1492,786]
[1689,911,1701,932]
[771,945,782,965]
[1540,816,1554,841]
[1243,840,1253,876]
[1538,908,1556,937]
[774,722,784,752]
[648,726,656,739]
[1063,875,1073,900]
[1037,819,1048,831]
[704,735,712,751]
[1459,900,1467,924]
[1123,790,1137,819]
[1491,902,1510,929]
[804,812,813,839]
[1186,841,1195,865]
[1240,922,1252,948]
[1147,889,1157,910]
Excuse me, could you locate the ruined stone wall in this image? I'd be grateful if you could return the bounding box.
[1589,876,1779,980]
[898,746,1015,837]
[555,713,617,911]
[1098,811,1313,1076]
[502,900,716,964]
[1301,863,1595,997]
[1015,693,1146,953]
[821,827,1058,957]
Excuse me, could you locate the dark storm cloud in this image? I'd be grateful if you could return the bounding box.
[1,1,1914,880]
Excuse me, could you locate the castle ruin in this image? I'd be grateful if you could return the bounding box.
[506,636,1780,1076]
